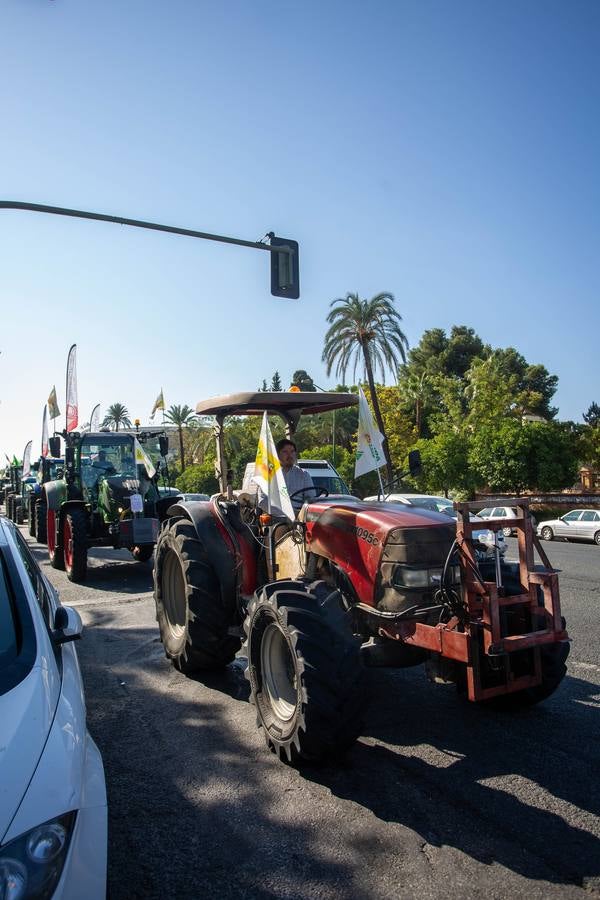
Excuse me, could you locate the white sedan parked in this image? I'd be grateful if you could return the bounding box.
[0,516,107,899]
[537,509,600,545]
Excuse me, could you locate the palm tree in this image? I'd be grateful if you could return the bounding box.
[163,404,198,472]
[101,403,132,432]
[322,292,408,483]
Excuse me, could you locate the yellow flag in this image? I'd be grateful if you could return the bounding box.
[252,413,294,519]
[150,389,165,420]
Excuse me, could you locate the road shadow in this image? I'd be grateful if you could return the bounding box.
[300,665,600,890]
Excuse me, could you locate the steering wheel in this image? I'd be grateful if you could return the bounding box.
[289,485,329,503]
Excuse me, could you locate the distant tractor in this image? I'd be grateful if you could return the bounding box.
[28,456,65,541]
[153,391,570,765]
[42,429,173,582]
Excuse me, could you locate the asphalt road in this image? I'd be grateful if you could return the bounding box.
[22,531,600,900]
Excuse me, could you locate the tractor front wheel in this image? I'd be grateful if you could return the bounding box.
[244,580,366,764]
[131,544,154,562]
[63,509,88,582]
[47,509,65,570]
[15,502,24,525]
[154,518,240,672]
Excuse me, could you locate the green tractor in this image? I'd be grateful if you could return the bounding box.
[12,473,38,525]
[42,429,173,582]
[4,463,23,521]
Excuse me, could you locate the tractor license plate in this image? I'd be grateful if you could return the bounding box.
[130,493,144,513]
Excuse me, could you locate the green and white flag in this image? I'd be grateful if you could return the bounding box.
[354,386,385,478]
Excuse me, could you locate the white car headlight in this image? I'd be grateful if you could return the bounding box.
[0,812,75,900]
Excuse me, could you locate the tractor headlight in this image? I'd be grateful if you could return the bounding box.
[393,565,460,589]
[0,812,75,900]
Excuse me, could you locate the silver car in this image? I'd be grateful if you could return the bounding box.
[537,509,600,545]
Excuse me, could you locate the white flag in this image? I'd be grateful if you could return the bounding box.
[41,407,49,458]
[22,441,32,477]
[251,413,294,520]
[134,438,156,479]
[90,403,101,432]
[65,343,78,432]
[354,386,385,478]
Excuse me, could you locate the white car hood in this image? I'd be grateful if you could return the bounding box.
[0,663,59,842]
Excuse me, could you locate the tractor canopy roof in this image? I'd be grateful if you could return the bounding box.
[195,391,358,432]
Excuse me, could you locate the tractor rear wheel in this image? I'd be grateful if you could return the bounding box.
[15,502,24,525]
[28,499,36,537]
[47,509,65,570]
[154,518,240,672]
[131,544,154,562]
[244,579,366,764]
[63,509,88,583]
[36,502,47,544]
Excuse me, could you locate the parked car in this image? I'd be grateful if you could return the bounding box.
[363,493,507,559]
[477,505,521,537]
[537,509,600,545]
[178,492,210,502]
[0,516,107,899]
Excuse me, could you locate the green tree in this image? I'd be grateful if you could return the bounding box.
[583,402,600,427]
[414,432,475,498]
[322,291,409,483]
[164,404,198,473]
[270,371,282,391]
[175,461,219,495]
[101,403,132,432]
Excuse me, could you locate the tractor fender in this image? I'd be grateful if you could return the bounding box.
[44,480,68,512]
[165,501,239,618]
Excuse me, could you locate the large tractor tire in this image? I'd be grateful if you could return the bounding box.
[154,518,240,673]
[36,502,47,544]
[47,509,65,570]
[131,544,154,562]
[28,498,37,537]
[63,509,88,583]
[15,501,24,525]
[480,562,570,710]
[244,579,367,764]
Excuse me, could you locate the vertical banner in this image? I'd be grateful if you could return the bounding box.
[22,440,32,477]
[90,403,101,432]
[41,406,49,457]
[65,343,78,432]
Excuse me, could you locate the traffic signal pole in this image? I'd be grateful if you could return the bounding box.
[0,201,299,298]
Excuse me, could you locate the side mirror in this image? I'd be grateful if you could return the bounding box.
[270,236,300,299]
[159,436,169,457]
[49,436,61,457]
[52,605,83,645]
[408,449,422,477]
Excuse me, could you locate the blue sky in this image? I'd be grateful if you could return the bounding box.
[1,0,598,460]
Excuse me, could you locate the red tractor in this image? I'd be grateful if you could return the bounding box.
[153,392,569,764]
